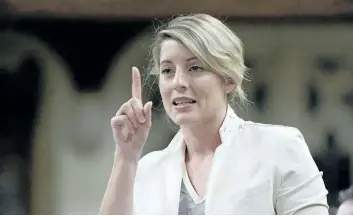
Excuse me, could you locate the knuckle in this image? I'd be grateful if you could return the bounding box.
[111,115,126,125]
[116,102,128,115]
[124,104,133,115]
[123,102,131,110]
[111,118,119,127]
[121,102,128,108]
[131,97,142,106]
[130,98,139,108]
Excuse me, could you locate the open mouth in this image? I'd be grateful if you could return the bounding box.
[172,99,196,106]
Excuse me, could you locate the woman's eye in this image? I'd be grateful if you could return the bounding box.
[189,66,204,72]
[161,68,172,74]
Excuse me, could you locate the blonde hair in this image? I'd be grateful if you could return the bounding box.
[148,13,249,107]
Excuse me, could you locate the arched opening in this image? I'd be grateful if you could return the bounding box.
[0,50,42,214]
[0,31,75,214]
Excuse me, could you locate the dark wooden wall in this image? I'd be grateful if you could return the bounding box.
[1,0,353,19]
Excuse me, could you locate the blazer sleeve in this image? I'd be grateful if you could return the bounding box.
[274,128,329,215]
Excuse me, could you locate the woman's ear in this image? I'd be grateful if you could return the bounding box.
[223,82,235,94]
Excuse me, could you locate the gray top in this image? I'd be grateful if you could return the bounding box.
[178,163,206,215]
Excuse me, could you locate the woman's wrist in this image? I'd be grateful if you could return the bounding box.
[114,150,141,165]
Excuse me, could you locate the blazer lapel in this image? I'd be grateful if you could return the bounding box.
[162,131,185,214]
[159,105,245,214]
[205,105,245,214]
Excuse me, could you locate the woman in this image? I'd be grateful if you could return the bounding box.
[100,14,329,215]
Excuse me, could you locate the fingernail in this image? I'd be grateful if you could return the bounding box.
[139,117,146,123]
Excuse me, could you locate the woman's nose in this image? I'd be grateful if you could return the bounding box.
[173,70,189,91]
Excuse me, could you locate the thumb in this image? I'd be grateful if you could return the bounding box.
[143,101,153,125]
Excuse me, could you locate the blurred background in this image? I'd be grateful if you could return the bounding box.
[0,0,353,214]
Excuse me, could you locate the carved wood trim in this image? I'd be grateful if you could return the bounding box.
[2,0,353,19]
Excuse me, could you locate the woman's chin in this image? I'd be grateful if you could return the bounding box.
[172,113,201,126]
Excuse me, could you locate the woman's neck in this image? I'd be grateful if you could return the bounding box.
[181,105,228,160]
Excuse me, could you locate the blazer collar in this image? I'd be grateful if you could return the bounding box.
[166,104,244,154]
[160,105,245,214]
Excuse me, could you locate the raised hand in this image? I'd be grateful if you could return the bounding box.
[111,67,153,161]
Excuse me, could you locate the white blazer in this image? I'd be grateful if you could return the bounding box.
[133,106,329,215]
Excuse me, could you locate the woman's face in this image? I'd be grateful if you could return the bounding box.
[158,39,234,126]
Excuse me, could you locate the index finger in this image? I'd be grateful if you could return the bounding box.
[132,66,142,102]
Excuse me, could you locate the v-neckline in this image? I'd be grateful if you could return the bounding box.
[182,162,205,204]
